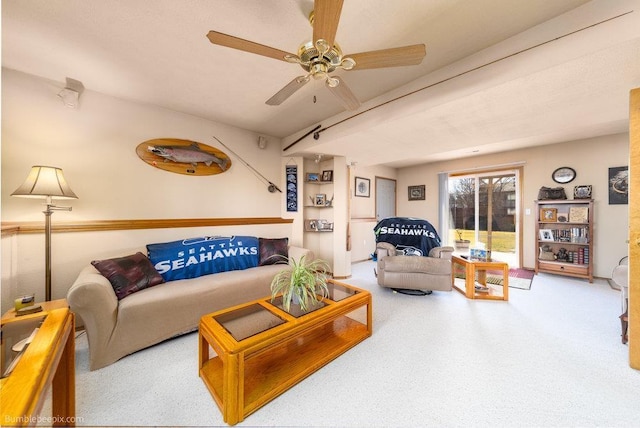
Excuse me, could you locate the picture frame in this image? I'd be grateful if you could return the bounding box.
[305,172,320,182]
[539,229,554,242]
[321,170,333,182]
[569,206,588,223]
[315,193,326,206]
[408,185,425,201]
[573,185,592,199]
[608,166,628,205]
[304,219,318,231]
[355,177,370,198]
[539,208,557,222]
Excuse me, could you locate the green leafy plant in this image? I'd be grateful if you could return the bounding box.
[270,255,331,312]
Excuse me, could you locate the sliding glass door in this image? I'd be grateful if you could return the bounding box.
[448,169,520,266]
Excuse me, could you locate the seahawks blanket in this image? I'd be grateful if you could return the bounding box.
[147,236,259,282]
[374,217,441,257]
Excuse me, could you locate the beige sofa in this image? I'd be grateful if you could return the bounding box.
[68,245,312,370]
[375,242,453,293]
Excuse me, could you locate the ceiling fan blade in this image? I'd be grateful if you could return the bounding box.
[326,77,360,111]
[313,0,343,48]
[206,31,294,62]
[347,44,426,70]
[266,76,310,106]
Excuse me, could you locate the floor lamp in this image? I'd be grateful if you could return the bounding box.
[11,166,78,302]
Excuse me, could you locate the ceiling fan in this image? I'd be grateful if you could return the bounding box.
[206,0,426,111]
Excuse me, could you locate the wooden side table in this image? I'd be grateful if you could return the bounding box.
[451,255,509,301]
[1,299,76,426]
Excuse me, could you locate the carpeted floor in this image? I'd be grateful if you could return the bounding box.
[69,261,638,427]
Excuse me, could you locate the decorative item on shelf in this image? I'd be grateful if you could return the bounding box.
[552,167,576,184]
[556,248,570,262]
[305,219,318,231]
[408,185,425,201]
[314,193,326,206]
[569,206,588,223]
[537,186,567,200]
[539,207,557,222]
[557,211,569,222]
[325,194,334,206]
[573,185,592,199]
[316,219,334,231]
[355,176,370,197]
[305,172,320,182]
[454,229,471,250]
[270,255,331,312]
[11,165,78,301]
[539,245,556,261]
[321,170,333,182]
[608,166,628,205]
[539,229,554,242]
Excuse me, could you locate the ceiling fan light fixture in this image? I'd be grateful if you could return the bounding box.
[326,76,339,88]
[340,57,356,70]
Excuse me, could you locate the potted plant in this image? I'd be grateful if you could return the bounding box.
[270,255,331,312]
[454,229,470,250]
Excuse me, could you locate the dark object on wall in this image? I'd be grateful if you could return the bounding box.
[355,177,370,197]
[286,165,297,212]
[552,167,576,184]
[608,166,628,205]
[374,217,441,257]
[408,185,425,201]
[537,186,567,200]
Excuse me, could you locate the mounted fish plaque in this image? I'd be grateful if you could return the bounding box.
[136,138,231,175]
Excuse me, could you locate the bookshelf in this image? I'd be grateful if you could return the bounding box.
[535,199,593,282]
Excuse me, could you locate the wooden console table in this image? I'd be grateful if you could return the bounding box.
[1,300,75,426]
[452,255,509,301]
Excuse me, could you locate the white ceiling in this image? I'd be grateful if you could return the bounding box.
[2,0,639,167]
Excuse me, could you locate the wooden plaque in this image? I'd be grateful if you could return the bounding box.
[136,138,231,176]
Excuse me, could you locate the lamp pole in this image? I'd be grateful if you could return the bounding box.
[43,196,72,301]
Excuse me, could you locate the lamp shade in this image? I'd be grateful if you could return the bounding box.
[11,166,78,199]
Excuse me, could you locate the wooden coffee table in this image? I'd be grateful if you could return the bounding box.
[198,279,372,425]
[451,255,509,301]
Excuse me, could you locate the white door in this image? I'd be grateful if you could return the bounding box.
[376,177,396,221]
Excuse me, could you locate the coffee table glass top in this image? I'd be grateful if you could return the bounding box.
[213,304,285,342]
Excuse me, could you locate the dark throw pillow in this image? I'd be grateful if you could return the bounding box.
[92,252,164,300]
[259,238,289,266]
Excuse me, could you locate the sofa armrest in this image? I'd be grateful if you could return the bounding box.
[288,245,315,263]
[67,266,119,369]
[429,246,454,259]
[376,242,396,259]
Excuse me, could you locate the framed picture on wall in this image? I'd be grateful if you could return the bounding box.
[608,166,628,205]
[355,177,370,197]
[408,185,425,201]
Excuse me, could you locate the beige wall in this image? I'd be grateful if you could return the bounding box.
[1,69,291,313]
[397,133,629,277]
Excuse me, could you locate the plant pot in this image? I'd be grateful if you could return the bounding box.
[454,240,471,251]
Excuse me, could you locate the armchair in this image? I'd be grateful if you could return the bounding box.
[375,242,454,294]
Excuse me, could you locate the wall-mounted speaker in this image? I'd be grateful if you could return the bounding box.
[258,136,267,149]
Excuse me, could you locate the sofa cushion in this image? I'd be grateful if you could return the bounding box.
[258,237,289,266]
[147,236,259,282]
[91,252,164,300]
